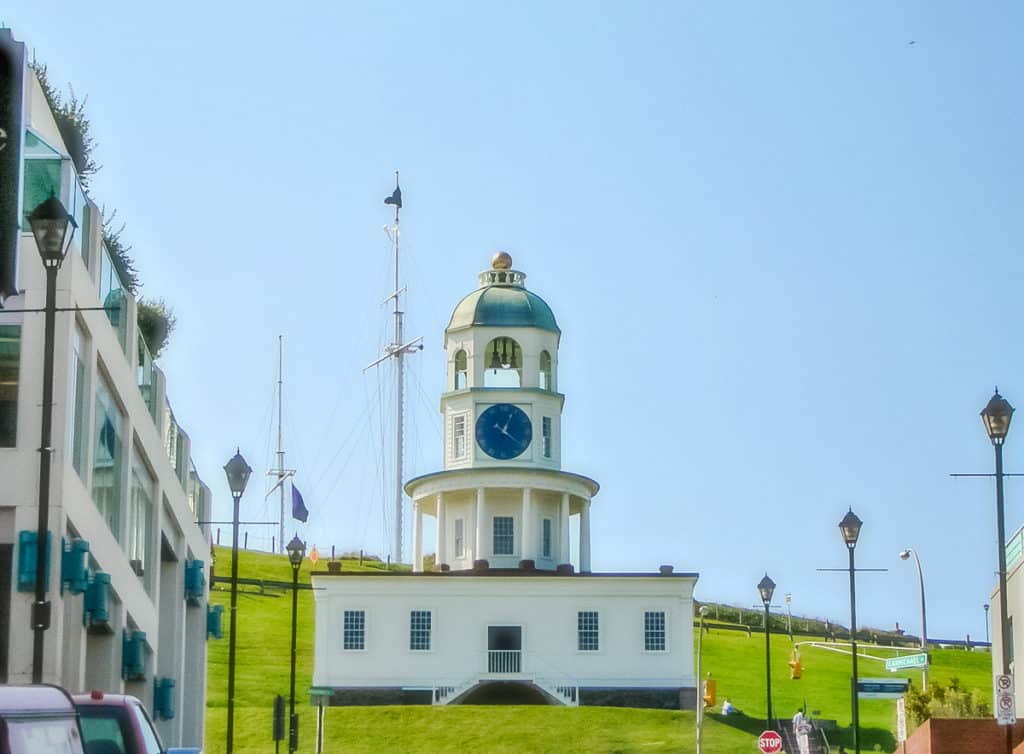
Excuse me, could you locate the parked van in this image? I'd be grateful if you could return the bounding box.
[0,684,85,754]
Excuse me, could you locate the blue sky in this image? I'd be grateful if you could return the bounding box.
[7,1,1023,640]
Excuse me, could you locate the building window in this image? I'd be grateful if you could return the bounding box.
[539,350,552,390]
[542,417,552,458]
[410,610,432,651]
[92,375,124,539]
[128,453,154,584]
[454,519,465,558]
[542,519,552,558]
[493,516,514,555]
[68,323,89,475]
[454,349,467,389]
[0,325,21,447]
[578,611,599,651]
[452,414,467,460]
[644,611,666,651]
[343,610,365,650]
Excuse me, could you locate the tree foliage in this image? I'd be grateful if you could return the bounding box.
[101,211,141,294]
[28,60,100,187]
[137,298,177,359]
[904,677,991,725]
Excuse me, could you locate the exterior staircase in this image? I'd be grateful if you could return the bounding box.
[533,679,579,706]
[433,679,478,705]
[776,719,830,753]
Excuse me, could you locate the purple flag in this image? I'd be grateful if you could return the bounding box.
[292,483,309,523]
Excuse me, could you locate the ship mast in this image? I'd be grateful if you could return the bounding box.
[267,335,294,553]
[366,172,422,563]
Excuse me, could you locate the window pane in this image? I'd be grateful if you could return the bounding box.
[454,519,465,558]
[493,516,514,555]
[0,325,20,447]
[22,158,62,226]
[410,610,431,651]
[344,610,365,650]
[452,415,466,459]
[130,452,154,583]
[578,611,599,651]
[92,376,124,539]
[542,519,552,558]
[542,417,552,458]
[644,611,666,651]
[69,323,89,475]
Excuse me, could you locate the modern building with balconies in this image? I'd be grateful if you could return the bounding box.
[0,29,212,749]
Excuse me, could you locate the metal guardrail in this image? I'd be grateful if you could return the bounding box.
[487,649,521,673]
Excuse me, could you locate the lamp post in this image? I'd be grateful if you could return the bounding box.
[785,593,793,639]
[27,195,76,683]
[984,603,990,644]
[696,605,709,754]
[899,548,928,689]
[223,450,252,754]
[286,534,306,754]
[981,389,1014,754]
[839,508,863,754]
[757,574,776,730]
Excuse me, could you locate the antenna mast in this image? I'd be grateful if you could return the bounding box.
[267,335,294,553]
[366,172,422,564]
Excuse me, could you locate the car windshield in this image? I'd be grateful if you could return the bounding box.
[5,717,82,754]
[77,714,127,754]
[76,707,131,754]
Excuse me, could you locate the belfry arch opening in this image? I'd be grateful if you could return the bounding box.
[483,337,521,388]
[454,349,468,389]
[539,350,552,390]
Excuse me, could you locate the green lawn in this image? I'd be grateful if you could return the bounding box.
[205,547,993,753]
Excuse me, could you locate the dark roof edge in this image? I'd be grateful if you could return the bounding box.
[309,569,700,579]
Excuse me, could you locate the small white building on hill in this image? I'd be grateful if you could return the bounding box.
[311,254,698,708]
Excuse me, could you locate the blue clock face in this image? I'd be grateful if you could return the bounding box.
[476,404,532,460]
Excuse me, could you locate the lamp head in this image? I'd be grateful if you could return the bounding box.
[28,194,76,268]
[286,535,306,566]
[899,549,911,561]
[982,389,1014,445]
[698,605,710,617]
[839,508,863,548]
[223,449,252,498]
[757,573,776,605]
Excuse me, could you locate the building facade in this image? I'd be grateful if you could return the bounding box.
[312,253,698,708]
[0,30,211,748]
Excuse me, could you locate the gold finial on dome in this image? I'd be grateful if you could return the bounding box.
[492,251,513,270]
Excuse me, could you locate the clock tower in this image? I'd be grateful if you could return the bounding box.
[405,253,599,572]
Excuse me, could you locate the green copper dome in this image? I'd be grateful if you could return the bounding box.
[446,255,560,334]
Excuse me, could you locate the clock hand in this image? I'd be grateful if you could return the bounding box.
[494,423,513,438]
[502,415,512,433]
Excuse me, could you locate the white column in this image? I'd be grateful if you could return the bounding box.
[475,487,486,561]
[412,500,423,572]
[435,492,446,567]
[580,498,592,572]
[560,493,571,564]
[521,488,533,561]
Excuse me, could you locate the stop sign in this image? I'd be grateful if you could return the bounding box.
[758,730,783,754]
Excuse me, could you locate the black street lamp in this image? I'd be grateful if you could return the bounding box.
[223,450,252,754]
[27,194,76,683]
[839,508,863,754]
[981,389,1014,754]
[286,534,306,754]
[757,573,776,730]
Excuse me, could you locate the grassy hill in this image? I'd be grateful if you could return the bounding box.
[205,547,992,753]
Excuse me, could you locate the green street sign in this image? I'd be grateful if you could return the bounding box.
[885,653,929,671]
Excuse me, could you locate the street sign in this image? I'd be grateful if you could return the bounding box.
[995,674,1015,725]
[757,730,783,753]
[896,697,907,742]
[885,653,929,672]
[857,678,910,699]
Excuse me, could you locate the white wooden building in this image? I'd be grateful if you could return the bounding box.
[311,254,698,707]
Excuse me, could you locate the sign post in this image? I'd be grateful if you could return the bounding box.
[757,730,783,754]
[896,697,907,743]
[995,674,1015,726]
